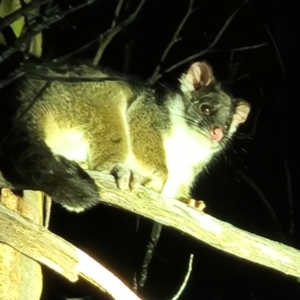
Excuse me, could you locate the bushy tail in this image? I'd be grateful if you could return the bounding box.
[6,141,100,212]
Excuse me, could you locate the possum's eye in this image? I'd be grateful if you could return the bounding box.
[200,103,213,115]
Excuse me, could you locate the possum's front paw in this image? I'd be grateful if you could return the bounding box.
[110,163,143,190]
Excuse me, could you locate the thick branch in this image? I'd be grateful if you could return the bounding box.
[88,170,300,278]
[1,170,300,278]
[0,204,141,300]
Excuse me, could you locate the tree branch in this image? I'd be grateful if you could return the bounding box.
[150,0,253,82]
[171,254,194,300]
[1,169,300,278]
[0,0,98,64]
[149,0,194,82]
[111,0,124,28]
[92,0,146,66]
[0,0,49,32]
[0,203,142,300]
[152,42,268,82]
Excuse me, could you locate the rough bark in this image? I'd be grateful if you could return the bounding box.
[0,189,43,300]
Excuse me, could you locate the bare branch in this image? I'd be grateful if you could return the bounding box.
[52,37,99,64]
[237,170,285,239]
[149,0,194,81]
[0,204,142,300]
[171,254,194,300]
[123,37,135,73]
[151,42,268,82]
[111,0,125,28]
[133,222,162,291]
[264,25,286,74]
[92,0,146,66]
[283,159,294,235]
[1,170,299,278]
[0,0,98,65]
[209,0,249,50]
[211,43,269,52]
[150,0,251,82]
[0,0,49,32]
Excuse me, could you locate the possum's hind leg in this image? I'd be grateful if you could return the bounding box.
[7,141,100,212]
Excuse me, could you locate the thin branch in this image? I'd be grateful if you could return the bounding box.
[149,0,194,81]
[134,222,162,291]
[92,0,146,66]
[52,37,99,64]
[150,0,251,82]
[151,42,268,82]
[284,159,294,236]
[0,204,142,300]
[0,0,49,32]
[111,0,124,28]
[171,254,194,300]
[211,43,269,52]
[0,0,98,65]
[237,170,285,239]
[264,25,286,74]
[1,170,300,277]
[209,0,249,50]
[123,37,135,74]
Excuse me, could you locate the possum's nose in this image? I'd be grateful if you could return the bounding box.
[210,127,223,141]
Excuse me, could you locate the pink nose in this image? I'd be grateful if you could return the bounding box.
[210,128,223,141]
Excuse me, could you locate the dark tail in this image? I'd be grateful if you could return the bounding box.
[5,139,100,212]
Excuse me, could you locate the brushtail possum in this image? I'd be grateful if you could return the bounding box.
[2,61,250,212]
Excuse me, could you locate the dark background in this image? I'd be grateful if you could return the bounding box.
[1,0,299,299]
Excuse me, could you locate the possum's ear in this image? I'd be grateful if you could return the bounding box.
[232,100,251,125]
[182,62,214,92]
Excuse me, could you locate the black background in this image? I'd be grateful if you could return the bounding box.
[2,0,300,299]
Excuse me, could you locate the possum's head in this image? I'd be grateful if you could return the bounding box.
[180,61,250,144]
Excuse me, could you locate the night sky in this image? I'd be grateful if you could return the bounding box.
[1,0,300,299]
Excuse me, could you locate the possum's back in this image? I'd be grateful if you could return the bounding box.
[13,74,138,168]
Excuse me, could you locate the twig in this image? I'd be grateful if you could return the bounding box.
[0,204,142,300]
[237,170,285,240]
[264,25,285,74]
[133,222,162,291]
[111,0,124,28]
[231,73,250,83]
[209,0,249,49]
[171,254,194,300]
[149,0,194,81]
[0,0,49,32]
[92,0,146,66]
[283,159,294,236]
[0,0,98,64]
[152,42,268,82]
[150,0,250,82]
[52,37,99,64]
[123,37,135,74]
[19,0,32,56]
[211,43,269,52]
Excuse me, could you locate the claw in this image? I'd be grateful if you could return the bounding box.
[186,199,206,211]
